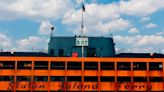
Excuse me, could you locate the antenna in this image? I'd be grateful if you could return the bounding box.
[81,0,85,57]
[50,26,54,37]
[81,0,84,36]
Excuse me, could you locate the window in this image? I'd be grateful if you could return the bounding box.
[100,62,114,70]
[17,76,31,81]
[58,49,64,57]
[84,76,98,82]
[133,62,147,70]
[0,76,14,81]
[50,76,65,82]
[84,62,98,70]
[67,62,82,70]
[50,49,54,56]
[100,77,115,82]
[34,76,48,81]
[67,76,82,81]
[149,62,163,70]
[150,77,163,82]
[51,62,65,70]
[0,61,15,69]
[133,77,147,82]
[34,61,48,69]
[117,62,131,70]
[117,77,131,82]
[17,61,32,69]
[87,48,96,57]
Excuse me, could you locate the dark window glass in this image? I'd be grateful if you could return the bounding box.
[100,62,114,70]
[117,77,131,82]
[50,49,54,56]
[51,62,65,70]
[100,77,115,82]
[0,76,14,81]
[67,62,82,70]
[117,62,131,70]
[87,48,96,57]
[59,49,64,57]
[17,61,32,69]
[34,76,48,81]
[84,62,98,70]
[133,62,147,70]
[84,76,98,82]
[0,61,15,69]
[149,62,163,70]
[50,76,65,82]
[150,77,163,82]
[133,77,147,82]
[34,61,48,69]
[67,76,82,81]
[17,76,31,81]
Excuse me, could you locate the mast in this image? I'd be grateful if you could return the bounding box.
[50,26,54,38]
[81,0,85,57]
[81,0,84,36]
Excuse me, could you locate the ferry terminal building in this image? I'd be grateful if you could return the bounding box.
[0,36,164,92]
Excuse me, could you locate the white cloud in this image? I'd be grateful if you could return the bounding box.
[114,35,164,53]
[39,21,54,35]
[16,36,48,52]
[0,0,164,21]
[96,18,131,32]
[156,31,164,36]
[62,3,120,25]
[145,23,157,28]
[0,0,72,21]
[0,33,11,49]
[128,28,139,34]
[120,0,164,16]
[141,17,150,22]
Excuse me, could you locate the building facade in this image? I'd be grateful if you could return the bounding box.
[48,36,115,57]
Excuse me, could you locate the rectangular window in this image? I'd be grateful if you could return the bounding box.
[150,77,163,82]
[149,62,163,70]
[34,76,48,81]
[133,77,147,82]
[0,76,14,81]
[100,77,115,82]
[117,77,131,82]
[67,62,82,70]
[17,61,32,69]
[51,62,65,70]
[100,62,114,70]
[84,76,98,82]
[59,49,64,57]
[84,62,98,70]
[0,61,15,69]
[34,61,48,69]
[67,76,82,81]
[117,62,131,70]
[87,48,96,57]
[50,76,65,82]
[50,49,54,56]
[17,76,31,81]
[133,62,147,70]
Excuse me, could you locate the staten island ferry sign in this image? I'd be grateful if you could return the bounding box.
[7,82,152,91]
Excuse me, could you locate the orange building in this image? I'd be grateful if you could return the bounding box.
[0,53,164,92]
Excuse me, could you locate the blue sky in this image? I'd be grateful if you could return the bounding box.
[0,0,164,53]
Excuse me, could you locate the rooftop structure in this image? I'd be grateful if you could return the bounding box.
[48,36,115,57]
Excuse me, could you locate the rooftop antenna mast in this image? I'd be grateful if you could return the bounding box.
[50,26,54,38]
[81,0,85,57]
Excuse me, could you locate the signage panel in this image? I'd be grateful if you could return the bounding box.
[76,37,88,46]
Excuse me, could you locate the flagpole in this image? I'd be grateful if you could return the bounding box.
[81,0,84,57]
